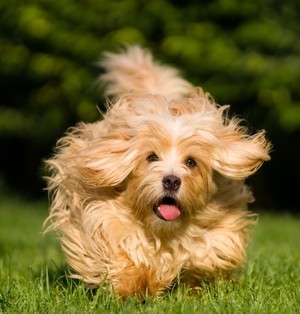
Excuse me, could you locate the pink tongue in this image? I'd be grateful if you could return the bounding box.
[158,204,181,221]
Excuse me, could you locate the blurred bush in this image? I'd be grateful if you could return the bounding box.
[0,0,299,210]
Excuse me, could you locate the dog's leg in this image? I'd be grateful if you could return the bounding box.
[111,253,170,299]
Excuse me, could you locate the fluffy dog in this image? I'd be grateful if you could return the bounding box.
[45,46,271,299]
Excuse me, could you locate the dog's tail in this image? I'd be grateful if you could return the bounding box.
[99,46,192,101]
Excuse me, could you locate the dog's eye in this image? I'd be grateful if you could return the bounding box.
[186,158,197,168]
[147,153,159,162]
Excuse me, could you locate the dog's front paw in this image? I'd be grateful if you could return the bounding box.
[113,264,169,300]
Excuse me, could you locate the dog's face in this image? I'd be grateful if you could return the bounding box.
[77,96,270,237]
[124,116,215,235]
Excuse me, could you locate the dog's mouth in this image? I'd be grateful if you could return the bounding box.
[153,196,181,221]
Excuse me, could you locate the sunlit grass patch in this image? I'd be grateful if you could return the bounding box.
[0,197,299,313]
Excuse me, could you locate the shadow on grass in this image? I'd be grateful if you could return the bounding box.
[34,261,103,300]
[33,260,73,289]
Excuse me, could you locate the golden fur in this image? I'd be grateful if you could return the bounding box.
[44,46,271,299]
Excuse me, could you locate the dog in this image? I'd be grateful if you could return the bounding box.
[44,46,271,299]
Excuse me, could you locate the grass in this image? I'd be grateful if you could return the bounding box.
[0,196,299,313]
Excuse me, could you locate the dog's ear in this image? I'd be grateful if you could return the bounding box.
[211,126,271,180]
[75,135,138,188]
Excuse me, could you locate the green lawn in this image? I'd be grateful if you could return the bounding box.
[0,196,299,313]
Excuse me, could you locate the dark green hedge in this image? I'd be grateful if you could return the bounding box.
[0,0,299,210]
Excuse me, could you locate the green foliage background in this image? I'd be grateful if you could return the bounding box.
[0,0,299,210]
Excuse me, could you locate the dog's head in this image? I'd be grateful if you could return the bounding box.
[76,95,270,236]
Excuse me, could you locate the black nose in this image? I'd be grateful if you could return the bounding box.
[163,175,181,192]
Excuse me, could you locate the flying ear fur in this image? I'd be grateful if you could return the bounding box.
[47,122,138,191]
[76,137,138,188]
[212,122,271,180]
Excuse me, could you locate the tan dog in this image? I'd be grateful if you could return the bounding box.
[45,46,271,299]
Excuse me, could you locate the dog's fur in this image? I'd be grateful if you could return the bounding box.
[45,46,271,299]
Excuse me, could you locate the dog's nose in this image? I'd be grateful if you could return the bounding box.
[163,175,181,192]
